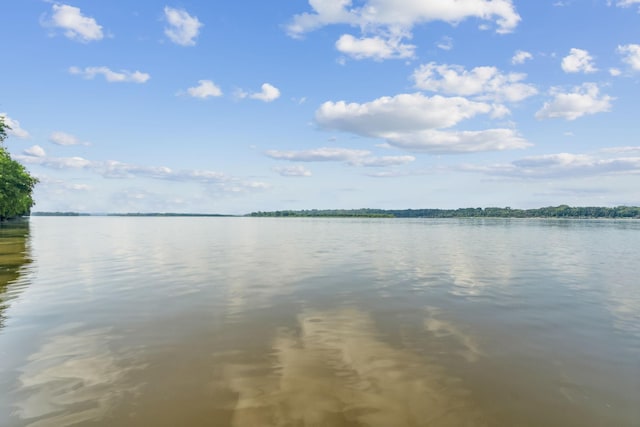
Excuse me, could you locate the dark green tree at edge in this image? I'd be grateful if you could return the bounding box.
[0,116,38,221]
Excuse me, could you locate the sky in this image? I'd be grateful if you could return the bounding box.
[1,0,639,214]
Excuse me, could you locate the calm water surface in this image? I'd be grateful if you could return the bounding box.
[0,217,638,426]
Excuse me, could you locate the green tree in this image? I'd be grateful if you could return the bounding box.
[0,116,7,142]
[0,116,38,221]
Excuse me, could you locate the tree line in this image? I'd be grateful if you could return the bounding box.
[248,205,640,219]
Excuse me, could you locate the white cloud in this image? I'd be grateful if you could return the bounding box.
[365,170,411,178]
[287,1,519,63]
[336,34,415,60]
[614,0,640,8]
[266,147,415,166]
[511,50,532,65]
[609,68,622,76]
[0,113,30,139]
[233,88,249,100]
[226,181,271,193]
[18,155,94,169]
[561,48,597,73]
[68,183,91,191]
[315,92,530,153]
[287,0,521,36]
[490,103,511,118]
[164,7,203,46]
[24,145,46,157]
[44,4,103,43]
[354,155,416,167]
[266,147,370,162]
[380,128,530,153]
[273,165,313,177]
[16,154,269,192]
[436,36,453,51]
[465,152,640,178]
[49,131,87,146]
[248,83,281,102]
[69,66,150,83]
[316,93,492,135]
[186,80,223,98]
[617,44,640,71]
[412,63,537,102]
[599,145,640,154]
[535,83,613,121]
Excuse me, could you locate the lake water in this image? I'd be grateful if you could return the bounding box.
[0,217,638,426]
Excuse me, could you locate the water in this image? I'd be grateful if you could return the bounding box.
[0,217,638,426]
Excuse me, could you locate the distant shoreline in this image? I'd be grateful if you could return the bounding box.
[31,205,640,219]
[31,212,234,217]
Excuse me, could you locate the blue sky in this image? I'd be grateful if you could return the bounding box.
[1,0,639,214]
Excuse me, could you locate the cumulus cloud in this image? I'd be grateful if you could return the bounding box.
[273,165,313,177]
[535,83,613,120]
[511,50,532,65]
[412,63,537,102]
[336,34,415,60]
[617,44,640,71]
[609,68,622,76]
[316,93,492,134]
[561,48,597,73]
[43,4,103,43]
[237,83,281,102]
[69,66,150,83]
[252,83,281,102]
[164,7,203,46]
[315,92,530,153]
[287,0,521,36]
[464,152,640,179]
[266,147,415,167]
[49,131,88,146]
[24,145,46,157]
[489,103,511,118]
[186,80,223,98]
[380,128,530,154]
[287,1,519,63]
[0,113,30,139]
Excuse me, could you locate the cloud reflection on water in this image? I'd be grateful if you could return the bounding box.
[424,308,484,363]
[14,324,143,427]
[220,308,490,427]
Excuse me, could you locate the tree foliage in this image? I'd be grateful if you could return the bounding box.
[0,116,38,221]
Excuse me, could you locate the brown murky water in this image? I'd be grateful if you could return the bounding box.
[0,217,639,426]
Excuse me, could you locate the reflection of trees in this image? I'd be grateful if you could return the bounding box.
[0,219,31,328]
